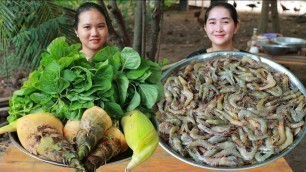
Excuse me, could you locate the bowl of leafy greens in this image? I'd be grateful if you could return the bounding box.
[7,37,163,170]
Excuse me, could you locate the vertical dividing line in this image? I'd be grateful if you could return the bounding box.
[141,0,146,58]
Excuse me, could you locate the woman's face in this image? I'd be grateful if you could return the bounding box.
[204,7,239,48]
[75,9,108,57]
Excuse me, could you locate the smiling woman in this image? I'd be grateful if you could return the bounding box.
[73,2,109,59]
[187,2,246,58]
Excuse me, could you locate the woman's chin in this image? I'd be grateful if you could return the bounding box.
[89,45,104,51]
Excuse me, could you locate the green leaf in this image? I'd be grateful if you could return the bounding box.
[70,101,94,111]
[81,81,111,97]
[71,66,93,92]
[30,92,52,104]
[144,58,161,70]
[95,63,113,81]
[155,82,165,101]
[109,52,122,74]
[126,65,149,80]
[46,37,69,60]
[126,89,140,111]
[57,54,81,69]
[97,86,114,98]
[51,99,68,119]
[104,101,124,119]
[45,60,60,74]
[138,84,158,108]
[57,77,70,93]
[38,70,59,94]
[137,70,152,82]
[63,70,77,82]
[41,61,70,94]
[117,74,129,104]
[40,52,54,67]
[23,70,41,88]
[121,47,141,70]
[92,45,120,62]
[147,70,162,83]
[65,43,81,57]
[68,110,84,121]
[12,88,36,96]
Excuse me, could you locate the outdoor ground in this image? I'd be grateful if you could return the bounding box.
[158,6,306,64]
[0,5,306,172]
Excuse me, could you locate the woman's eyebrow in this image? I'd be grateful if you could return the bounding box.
[221,17,231,20]
[82,22,106,26]
[208,17,231,21]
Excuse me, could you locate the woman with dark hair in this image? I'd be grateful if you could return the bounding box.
[74,2,110,59]
[187,2,243,58]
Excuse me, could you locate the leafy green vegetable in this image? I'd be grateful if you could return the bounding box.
[8,37,164,123]
[126,88,141,112]
[121,47,141,70]
[138,84,159,108]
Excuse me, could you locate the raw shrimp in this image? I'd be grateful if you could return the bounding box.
[215,109,246,126]
[186,139,214,149]
[237,145,258,161]
[278,127,293,151]
[156,57,306,168]
[178,76,194,107]
[228,93,245,110]
[256,71,276,90]
[255,151,273,162]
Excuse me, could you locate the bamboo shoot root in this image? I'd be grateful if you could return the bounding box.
[83,126,126,171]
[0,121,17,134]
[16,113,85,170]
[76,106,112,160]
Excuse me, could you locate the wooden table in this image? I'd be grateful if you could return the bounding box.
[258,53,306,85]
[0,144,293,172]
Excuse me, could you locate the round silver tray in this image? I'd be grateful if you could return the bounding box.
[9,132,133,167]
[158,51,306,170]
[9,117,159,168]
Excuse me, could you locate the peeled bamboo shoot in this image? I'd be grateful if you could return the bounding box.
[121,110,159,172]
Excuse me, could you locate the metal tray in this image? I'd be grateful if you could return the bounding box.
[9,117,159,168]
[158,51,306,170]
[9,132,133,167]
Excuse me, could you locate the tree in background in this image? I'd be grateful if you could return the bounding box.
[258,0,280,33]
[211,0,228,5]
[0,1,77,72]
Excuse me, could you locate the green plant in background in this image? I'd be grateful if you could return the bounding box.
[0,0,78,76]
[0,0,172,78]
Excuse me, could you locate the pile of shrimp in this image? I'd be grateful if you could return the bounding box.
[156,56,306,167]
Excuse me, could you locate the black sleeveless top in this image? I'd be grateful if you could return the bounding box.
[186,49,248,58]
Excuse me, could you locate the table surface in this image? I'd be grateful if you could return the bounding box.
[0,144,293,172]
